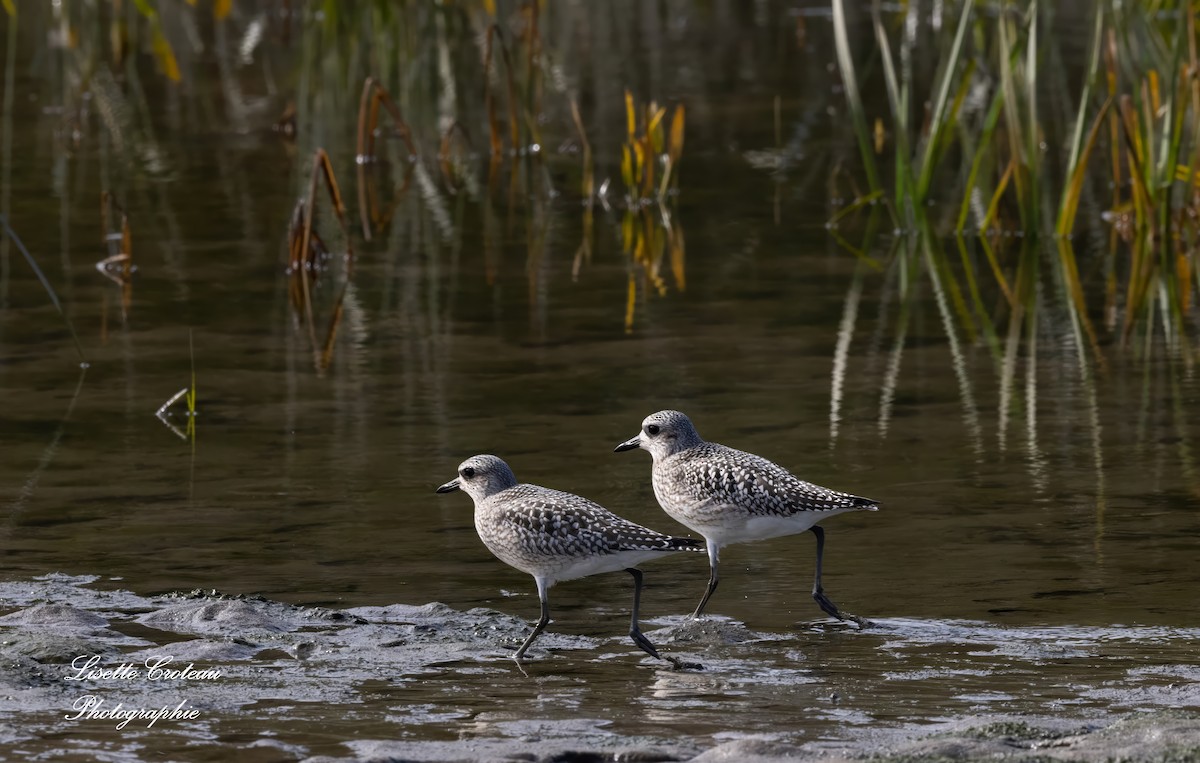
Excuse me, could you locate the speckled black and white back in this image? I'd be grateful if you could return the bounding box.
[626,411,878,546]
[447,455,702,585]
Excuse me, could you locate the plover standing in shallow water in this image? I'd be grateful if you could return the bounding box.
[615,410,877,626]
[436,454,703,665]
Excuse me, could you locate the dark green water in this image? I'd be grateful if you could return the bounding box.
[1,2,1198,760]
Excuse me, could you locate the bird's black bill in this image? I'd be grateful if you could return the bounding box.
[613,436,640,453]
[435,479,460,494]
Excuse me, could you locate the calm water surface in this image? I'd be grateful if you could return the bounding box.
[1,2,1197,759]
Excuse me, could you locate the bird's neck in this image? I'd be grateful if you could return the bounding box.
[654,438,701,462]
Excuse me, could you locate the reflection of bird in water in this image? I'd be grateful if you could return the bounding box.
[616,410,877,625]
[436,454,703,666]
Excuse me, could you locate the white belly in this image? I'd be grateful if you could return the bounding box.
[498,547,677,585]
[678,504,855,546]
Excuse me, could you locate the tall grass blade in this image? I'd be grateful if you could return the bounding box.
[915,0,972,201]
[187,328,196,417]
[0,214,87,365]
[1057,97,1113,236]
[1064,6,1105,185]
[831,0,884,198]
[483,26,503,157]
[957,88,1006,233]
[870,0,912,208]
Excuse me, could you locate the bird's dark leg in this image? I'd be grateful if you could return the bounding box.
[626,568,702,671]
[514,577,552,659]
[691,542,721,618]
[810,525,873,628]
[625,568,663,659]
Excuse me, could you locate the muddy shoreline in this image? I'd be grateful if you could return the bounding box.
[1,573,1197,762]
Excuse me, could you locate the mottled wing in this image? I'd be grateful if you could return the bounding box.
[496,485,700,557]
[680,443,877,517]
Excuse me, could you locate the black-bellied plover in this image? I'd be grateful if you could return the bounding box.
[615,410,877,626]
[436,454,704,664]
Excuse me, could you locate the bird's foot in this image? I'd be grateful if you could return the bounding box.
[841,612,875,629]
[664,655,704,671]
[814,589,875,629]
[511,659,530,677]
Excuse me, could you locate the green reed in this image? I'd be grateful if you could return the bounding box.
[832,0,1200,362]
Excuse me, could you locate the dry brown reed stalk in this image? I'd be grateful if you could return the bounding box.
[439,121,473,194]
[97,191,133,316]
[287,149,352,370]
[521,0,542,146]
[286,200,329,312]
[483,24,520,159]
[525,201,549,329]
[274,101,297,139]
[356,76,417,240]
[319,283,349,373]
[483,198,499,286]
[570,98,594,279]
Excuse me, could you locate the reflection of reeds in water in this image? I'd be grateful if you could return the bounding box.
[617,92,686,332]
[97,191,133,320]
[825,0,1200,526]
[0,366,88,545]
[262,1,701,342]
[622,206,686,334]
[356,78,416,241]
[154,330,196,442]
[831,1,1200,361]
[286,149,354,374]
[278,3,695,342]
[824,1,1200,527]
[570,99,594,280]
[830,231,1118,550]
[2,0,14,304]
[11,1,708,378]
[0,214,87,365]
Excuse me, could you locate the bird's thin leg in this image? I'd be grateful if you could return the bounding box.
[515,577,551,659]
[626,569,702,671]
[810,525,872,628]
[691,542,721,618]
[625,568,663,659]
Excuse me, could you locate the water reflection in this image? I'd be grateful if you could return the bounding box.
[1,0,1194,609]
[1,3,1199,760]
[622,204,686,333]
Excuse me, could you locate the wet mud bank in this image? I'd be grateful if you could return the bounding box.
[1,574,1197,762]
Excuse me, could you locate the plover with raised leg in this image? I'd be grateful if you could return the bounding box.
[436,454,703,666]
[615,410,877,626]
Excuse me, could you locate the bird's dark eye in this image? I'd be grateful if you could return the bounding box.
[462,467,476,478]
[646,424,661,436]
